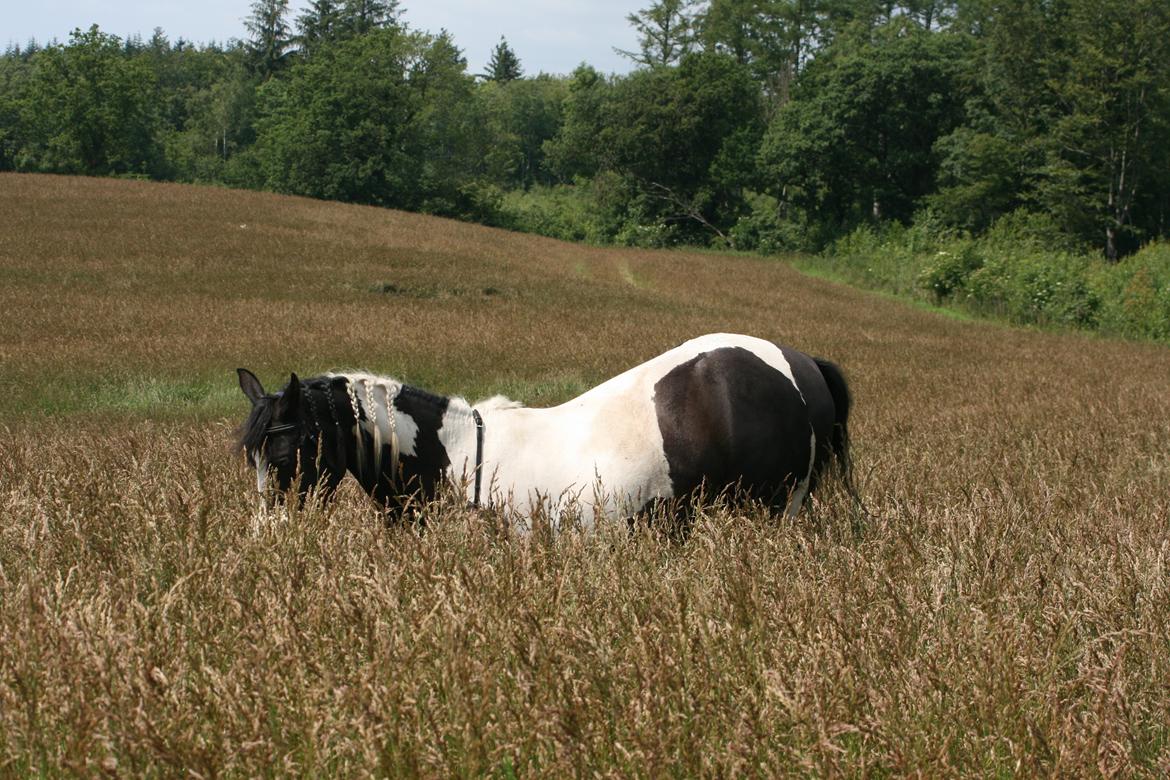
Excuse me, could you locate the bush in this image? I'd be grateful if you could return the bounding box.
[919,244,983,303]
[728,193,826,254]
[963,250,1100,328]
[1092,242,1170,340]
[810,208,1122,336]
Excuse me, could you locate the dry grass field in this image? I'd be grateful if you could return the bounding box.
[2,172,1169,776]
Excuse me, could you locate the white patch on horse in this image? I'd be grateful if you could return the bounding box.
[333,372,417,458]
[254,449,268,494]
[454,343,684,524]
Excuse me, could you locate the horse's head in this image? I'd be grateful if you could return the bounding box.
[237,368,331,504]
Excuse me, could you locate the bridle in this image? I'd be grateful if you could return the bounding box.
[265,423,300,436]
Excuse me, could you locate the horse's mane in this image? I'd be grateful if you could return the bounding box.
[237,396,274,457]
[237,372,523,459]
[473,394,525,411]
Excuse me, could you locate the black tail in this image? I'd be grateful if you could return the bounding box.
[813,357,860,507]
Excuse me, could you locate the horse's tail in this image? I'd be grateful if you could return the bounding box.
[813,357,861,509]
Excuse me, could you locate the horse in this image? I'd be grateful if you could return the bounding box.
[236,333,853,526]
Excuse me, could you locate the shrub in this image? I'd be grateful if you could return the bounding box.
[918,244,983,303]
[500,174,635,245]
[963,250,1100,328]
[1092,242,1170,340]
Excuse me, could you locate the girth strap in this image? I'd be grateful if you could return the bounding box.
[472,409,485,508]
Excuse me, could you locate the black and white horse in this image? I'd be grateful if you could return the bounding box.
[237,333,853,524]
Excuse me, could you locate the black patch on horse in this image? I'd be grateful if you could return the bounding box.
[391,384,452,505]
[652,346,831,508]
[777,345,840,494]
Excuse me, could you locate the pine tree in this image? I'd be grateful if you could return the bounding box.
[616,0,700,67]
[340,0,401,36]
[484,37,522,82]
[245,0,293,78]
[296,0,342,56]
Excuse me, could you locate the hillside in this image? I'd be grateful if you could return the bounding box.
[2,174,1169,774]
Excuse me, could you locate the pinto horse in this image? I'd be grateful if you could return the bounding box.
[237,333,853,524]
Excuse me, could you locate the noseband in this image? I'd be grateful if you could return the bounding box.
[265,423,300,435]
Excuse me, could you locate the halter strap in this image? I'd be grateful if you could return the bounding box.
[472,409,485,508]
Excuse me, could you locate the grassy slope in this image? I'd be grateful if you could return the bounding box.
[2,174,1170,775]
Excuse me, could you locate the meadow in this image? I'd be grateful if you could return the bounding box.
[2,173,1169,776]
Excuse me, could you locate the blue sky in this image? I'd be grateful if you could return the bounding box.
[4,1,644,76]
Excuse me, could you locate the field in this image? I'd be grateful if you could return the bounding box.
[2,173,1169,776]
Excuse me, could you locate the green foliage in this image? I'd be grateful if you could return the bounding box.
[245,0,294,79]
[338,0,401,36]
[953,0,1170,260]
[483,37,523,83]
[1092,243,1170,340]
[14,26,164,176]
[500,174,637,245]
[961,250,1101,328]
[618,0,700,67]
[599,51,765,245]
[759,20,970,233]
[811,209,1170,341]
[919,243,982,303]
[296,0,344,57]
[252,28,483,217]
[928,128,1026,234]
[474,76,565,188]
[543,65,610,182]
[162,56,259,184]
[0,54,28,170]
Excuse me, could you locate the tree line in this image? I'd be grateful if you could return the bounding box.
[1,0,1168,261]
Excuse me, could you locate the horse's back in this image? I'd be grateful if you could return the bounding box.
[486,333,844,520]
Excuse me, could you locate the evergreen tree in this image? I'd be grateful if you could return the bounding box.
[616,0,700,67]
[484,37,522,83]
[296,0,342,56]
[245,0,293,79]
[339,0,400,36]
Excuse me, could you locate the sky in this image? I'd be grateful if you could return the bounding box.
[3,1,644,76]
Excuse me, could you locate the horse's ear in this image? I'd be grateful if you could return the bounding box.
[237,368,265,404]
[275,373,301,416]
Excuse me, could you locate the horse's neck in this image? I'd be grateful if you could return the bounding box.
[320,373,401,494]
[434,396,482,497]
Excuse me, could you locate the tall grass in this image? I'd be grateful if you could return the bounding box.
[2,174,1170,774]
